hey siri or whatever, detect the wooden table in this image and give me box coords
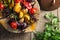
[0,1,60,40]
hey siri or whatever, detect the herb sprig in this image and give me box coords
[33,13,60,40]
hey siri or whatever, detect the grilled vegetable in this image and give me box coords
[19,18,24,22]
[10,21,18,29]
[19,11,24,18]
[17,22,27,30]
[9,0,14,9]
[14,0,20,3]
[29,8,37,15]
[24,15,30,21]
[23,2,32,9]
[22,8,28,14]
[14,3,21,13]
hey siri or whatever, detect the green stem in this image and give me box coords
[15,16,17,21]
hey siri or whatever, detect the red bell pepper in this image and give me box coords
[14,0,24,3]
[23,2,32,9]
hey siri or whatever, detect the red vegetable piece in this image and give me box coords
[10,21,18,29]
[14,0,20,3]
[0,2,4,10]
[29,8,37,15]
[23,2,32,9]
[20,0,24,2]
[14,0,23,3]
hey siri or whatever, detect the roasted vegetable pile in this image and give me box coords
[0,0,37,31]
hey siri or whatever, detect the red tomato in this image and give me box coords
[29,8,37,15]
[0,3,4,10]
[23,2,32,9]
[10,21,17,29]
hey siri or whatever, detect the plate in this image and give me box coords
[0,0,40,33]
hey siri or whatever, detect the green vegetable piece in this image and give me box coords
[52,18,58,25]
[33,13,60,40]
[44,13,54,20]
[44,32,51,37]
[8,0,12,4]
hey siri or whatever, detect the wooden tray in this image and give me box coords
[0,0,40,33]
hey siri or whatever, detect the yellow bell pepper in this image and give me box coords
[22,9,28,14]
[24,15,30,21]
[19,11,24,18]
[14,3,21,13]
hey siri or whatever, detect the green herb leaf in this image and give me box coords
[33,13,60,40]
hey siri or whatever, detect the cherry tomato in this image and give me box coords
[23,2,32,9]
[10,21,17,29]
[29,8,37,15]
[0,3,4,10]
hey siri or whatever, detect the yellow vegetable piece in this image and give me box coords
[30,23,36,31]
[19,11,24,18]
[25,23,36,32]
[22,9,28,14]
[9,0,14,9]
[14,3,21,13]
[19,18,24,22]
[24,15,30,21]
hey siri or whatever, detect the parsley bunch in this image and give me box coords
[33,13,60,40]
